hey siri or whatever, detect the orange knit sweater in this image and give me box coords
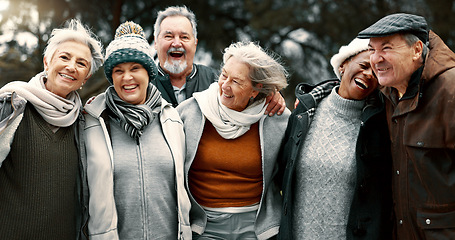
[189,120,263,208]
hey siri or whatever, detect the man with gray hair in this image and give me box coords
[358,13,455,239]
[152,5,285,115]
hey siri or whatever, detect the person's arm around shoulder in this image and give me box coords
[265,90,286,116]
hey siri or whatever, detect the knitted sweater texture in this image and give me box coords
[293,88,364,239]
[0,104,78,239]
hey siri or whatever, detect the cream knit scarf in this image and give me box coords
[0,71,81,127]
[193,82,266,139]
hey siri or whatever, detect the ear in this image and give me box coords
[43,57,49,71]
[338,63,346,78]
[412,40,424,61]
[84,74,92,82]
[195,38,198,46]
[252,83,263,98]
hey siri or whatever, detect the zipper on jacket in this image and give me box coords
[136,139,149,238]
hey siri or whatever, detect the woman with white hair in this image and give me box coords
[278,38,393,239]
[0,19,103,239]
[177,41,290,239]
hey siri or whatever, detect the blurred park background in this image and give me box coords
[0,0,453,109]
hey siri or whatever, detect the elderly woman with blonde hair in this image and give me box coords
[0,19,103,239]
[177,41,290,240]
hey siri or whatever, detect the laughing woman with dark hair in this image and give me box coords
[279,38,393,240]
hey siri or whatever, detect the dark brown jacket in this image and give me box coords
[382,31,455,239]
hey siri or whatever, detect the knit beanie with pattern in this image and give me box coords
[104,21,157,84]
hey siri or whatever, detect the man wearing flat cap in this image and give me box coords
[358,13,455,239]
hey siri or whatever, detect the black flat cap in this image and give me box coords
[357,13,428,43]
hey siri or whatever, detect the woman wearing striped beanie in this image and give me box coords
[83,21,191,240]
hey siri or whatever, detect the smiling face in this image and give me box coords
[43,40,92,98]
[218,57,259,112]
[154,15,197,77]
[368,34,423,94]
[338,51,378,100]
[112,62,149,105]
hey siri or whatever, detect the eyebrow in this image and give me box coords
[369,39,393,48]
[163,30,190,35]
[60,51,90,63]
[221,68,248,82]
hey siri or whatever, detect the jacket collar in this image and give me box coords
[361,89,386,122]
[422,31,455,82]
[382,31,455,117]
[383,66,423,117]
[295,79,340,118]
[84,93,107,118]
[297,79,384,123]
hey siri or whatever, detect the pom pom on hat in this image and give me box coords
[330,38,370,79]
[104,21,157,84]
[114,21,146,39]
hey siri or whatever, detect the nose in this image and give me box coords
[171,37,183,47]
[65,60,77,72]
[123,71,133,80]
[370,51,383,65]
[220,78,231,91]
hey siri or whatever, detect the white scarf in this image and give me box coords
[0,71,82,127]
[193,82,266,139]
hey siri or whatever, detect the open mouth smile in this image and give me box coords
[168,47,186,58]
[354,78,369,90]
[60,73,76,80]
[170,51,184,58]
[222,93,233,98]
[376,67,390,72]
[123,85,138,91]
